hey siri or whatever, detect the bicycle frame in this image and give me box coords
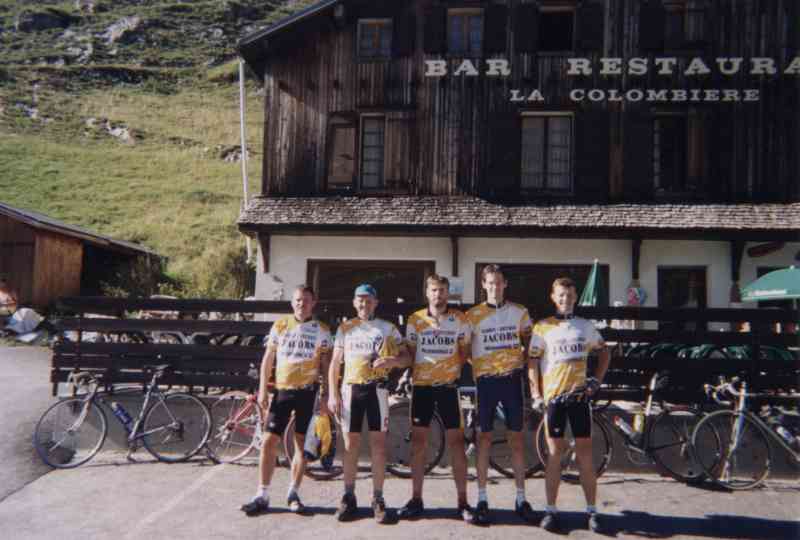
[726,383,800,465]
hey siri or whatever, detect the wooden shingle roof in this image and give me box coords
[238,196,800,239]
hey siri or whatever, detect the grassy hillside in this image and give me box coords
[0,0,314,299]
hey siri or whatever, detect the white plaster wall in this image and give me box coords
[457,238,632,304]
[257,235,453,300]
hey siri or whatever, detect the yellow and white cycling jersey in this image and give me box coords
[335,318,403,384]
[406,308,470,386]
[529,316,605,402]
[466,302,532,378]
[266,316,332,390]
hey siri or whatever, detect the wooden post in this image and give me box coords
[631,238,642,280]
[258,234,270,274]
[451,236,459,276]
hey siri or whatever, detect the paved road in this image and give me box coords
[0,346,52,502]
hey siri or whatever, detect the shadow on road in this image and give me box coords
[606,510,800,539]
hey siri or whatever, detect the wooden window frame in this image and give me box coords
[447,8,484,57]
[307,259,437,303]
[357,18,393,60]
[538,5,576,54]
[519,111,575,194]
[359,113,387,191]
[653,110,706,198]
[663,0,707,51]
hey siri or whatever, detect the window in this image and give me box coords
[308,260,436,303]
[358,19,392,58]
[664,0,706,49]
[653,112,705,195]
[474,263,609,319]
[326,116,357,191]
[520,114,573,192]
[360,116,385,189]
[657,267,707,332]
[539,8,575,52]
[448,9,483,56]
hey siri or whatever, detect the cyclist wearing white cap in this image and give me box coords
[328,283,410,524]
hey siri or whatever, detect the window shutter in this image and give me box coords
[575,110,610,203]
[639,1,665,52]
[578,3,605,51]
[514,3,539,54]
[384,112,415,190]
[623,110,654,201]
[423,7,447,54]
[484,5,508,54]
[486,111,520,198]
[393,14,416,57]
[709,110,732,202]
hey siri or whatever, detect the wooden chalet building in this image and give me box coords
[237,0,799,320]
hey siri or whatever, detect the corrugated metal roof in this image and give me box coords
[0,201,161,257]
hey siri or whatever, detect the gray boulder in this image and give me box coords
[102,16,142,45]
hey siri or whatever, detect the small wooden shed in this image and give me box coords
[0,202,160,309]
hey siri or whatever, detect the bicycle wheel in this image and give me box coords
[386,402,445,478]
[691,410,771,490]
[207,392,261,464]
[647,408,716,483]
[536,414,612,483]
[33,398,107,469]
[142,393,212,462]
[489,407,545,478]
[283,414,344,480]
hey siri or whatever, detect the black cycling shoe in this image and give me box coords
[240,496,269,516]
[515,500,537,524]
[335,493,357,522]
[456,503,474,523]
[588,512,602,533]
[470,500,491,526]
[541,512,560,532]
[398,498,424,520]
[287,493,308,515]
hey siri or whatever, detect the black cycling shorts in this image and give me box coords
[545,399,592,439]
[341,383,389,433]
[476,371,524,433]
[411,385,462,430]
[266,386,317,436]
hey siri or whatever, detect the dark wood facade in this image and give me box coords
[248,0,799,205]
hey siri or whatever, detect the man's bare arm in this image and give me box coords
[258,347,277,407]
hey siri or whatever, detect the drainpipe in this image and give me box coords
[239,59,253,263]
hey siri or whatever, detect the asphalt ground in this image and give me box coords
[1,346,798,539]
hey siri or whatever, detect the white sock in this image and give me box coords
[515,488,526,506]
[256,485,269,501]
[586,505,597,514]
[545,505,558,514]
[477,488,488,504]
[287,483,298,499]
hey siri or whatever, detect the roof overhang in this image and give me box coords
[237,196,800,242]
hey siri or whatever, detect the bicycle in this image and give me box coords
[536,373,714,484]
[33,365,212,468]
[385,377,546,479]
[691,377,800,490]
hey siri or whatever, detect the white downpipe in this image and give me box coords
[239,59,252,262]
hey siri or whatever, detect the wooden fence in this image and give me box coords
[53,297,799,404]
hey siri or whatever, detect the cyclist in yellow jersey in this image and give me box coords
[398,274,474,522]
[328,284,410,524]
[466,264,537,525]
[529,277,610,533]
[241,285,332,517]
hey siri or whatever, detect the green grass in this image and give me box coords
[0,0,322,298]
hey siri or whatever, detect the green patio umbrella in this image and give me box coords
[741,266,800,303]
[579,259,604,307]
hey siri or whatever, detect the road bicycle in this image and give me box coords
[33,365,212,468]
[535,373,714,484]
[385,377,546,479]
[691,377,800,490]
